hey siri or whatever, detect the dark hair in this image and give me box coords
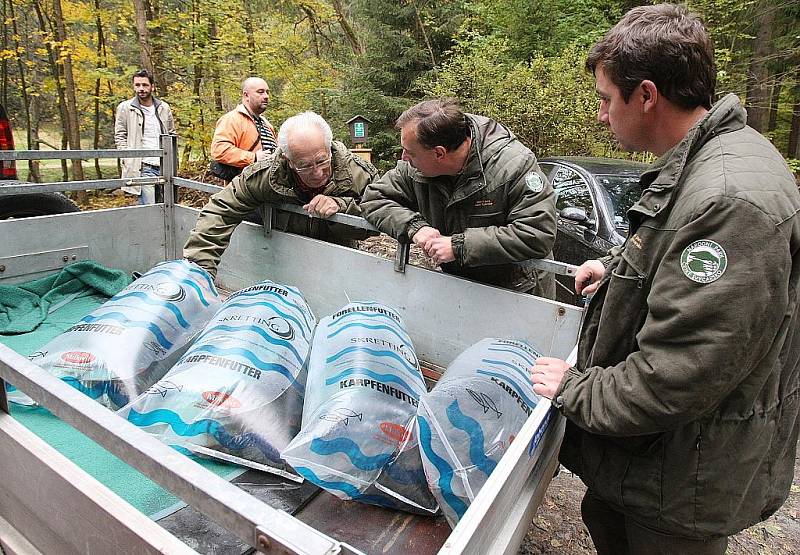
[132,69,155,85]
[396,98,470,151]
[586,3,715,110]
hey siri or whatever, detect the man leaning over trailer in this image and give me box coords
[184,111,378,276]
[360,98,557,298]
[531,4,800,554]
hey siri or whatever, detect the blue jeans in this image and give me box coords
[139,164,160,205]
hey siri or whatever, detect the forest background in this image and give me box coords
[1,0,798,182]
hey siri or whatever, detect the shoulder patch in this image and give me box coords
[525,172,544,193]
[680,240,727,283]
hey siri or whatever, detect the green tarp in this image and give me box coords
[1,261,243,518]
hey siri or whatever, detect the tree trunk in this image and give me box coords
[33,0,69,180]
[9,0,34,178]
[209,19,223,111]
[29,93,42,181]
[52,0,86,199]
[240,0,256,75]
[767,73,783,133]
[745,2,776,133]
[330,0,364,55]
[93,0,107,179]
[131,0,166,91]
[2,0,8,108]
[132,0,153,72]
[788,69,800,159]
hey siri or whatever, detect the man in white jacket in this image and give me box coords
[114,69,176,204]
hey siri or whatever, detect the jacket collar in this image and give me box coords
[412,114,516,203]
[267,140,353,198]
[235,103,266,124]
[130,95,162,111]
[630,94,746,220]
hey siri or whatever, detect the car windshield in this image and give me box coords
[596,174,642,232]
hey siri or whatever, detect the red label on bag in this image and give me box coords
[201,391,241,409]
[61,351,95,364]
[379,422,412,444]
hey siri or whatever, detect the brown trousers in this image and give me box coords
[581,490,729,555]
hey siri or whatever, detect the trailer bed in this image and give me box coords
[1,195,579,554]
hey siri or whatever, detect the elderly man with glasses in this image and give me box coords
[185,111,378,277]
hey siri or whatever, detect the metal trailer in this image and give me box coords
[0,138,582,555]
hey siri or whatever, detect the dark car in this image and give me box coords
[0,103,79,218]
[539,156,647,303]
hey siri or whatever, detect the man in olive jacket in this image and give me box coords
[360,99,556,297]
[532,5,800,554]
[185,111,377,276]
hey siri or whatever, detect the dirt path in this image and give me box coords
[521,452,799,554]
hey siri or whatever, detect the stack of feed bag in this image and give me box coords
[282,302,438,514]
[122,280,315,476]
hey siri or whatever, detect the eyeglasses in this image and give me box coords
[292,157,332,175]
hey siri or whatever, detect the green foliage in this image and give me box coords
[425,36,611,156]
[1,0,798,170]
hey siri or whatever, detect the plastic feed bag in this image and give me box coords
[122,281,315,475]
[16,260,220,409]
[281,302,437,514]
[417,338,544,526]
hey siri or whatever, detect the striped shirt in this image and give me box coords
[253,116,277,155]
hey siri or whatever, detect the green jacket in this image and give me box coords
[360,114,556,297]
[184,140,378,275]
[555,95,800,538]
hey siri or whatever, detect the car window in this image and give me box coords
[551,166,595,219]
[596,174,641,232]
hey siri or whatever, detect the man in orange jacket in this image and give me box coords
[210,77,277,181]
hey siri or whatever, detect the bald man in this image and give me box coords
[210,77,278,182]
[185,111,378,276]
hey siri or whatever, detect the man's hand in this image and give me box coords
[575,259,607,296]
[530,357,570,399]
[411,225,441,247]
[255,150,267,162]
[423,236,455,265]
[303,195,340,218]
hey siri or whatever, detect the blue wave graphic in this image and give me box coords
[127,408,282,462]
[182,345,300,391]
[220,300,312,338]
[324,367,422,395]
[476,369,538,409]
[326,322,411,346]
[187,266,218,296]
[195,324,305,366]
[61,376,106,399]
[326,346,418,375]
[418,415,468,519]
[80,313,173,349]
[481,358,530,381]
[487,346,537,367]
[310,437,391,471]
[293,466,391,506]
[143,269,213,307]
[228,290,313,331]
[110,292,190,328]
[446,400,497,477]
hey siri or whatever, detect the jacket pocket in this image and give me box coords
[590,249,650,366]
[466,211,504,228]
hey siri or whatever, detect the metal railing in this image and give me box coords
[0,138,578,277]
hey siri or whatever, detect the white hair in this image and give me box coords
[278,111,333,161]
